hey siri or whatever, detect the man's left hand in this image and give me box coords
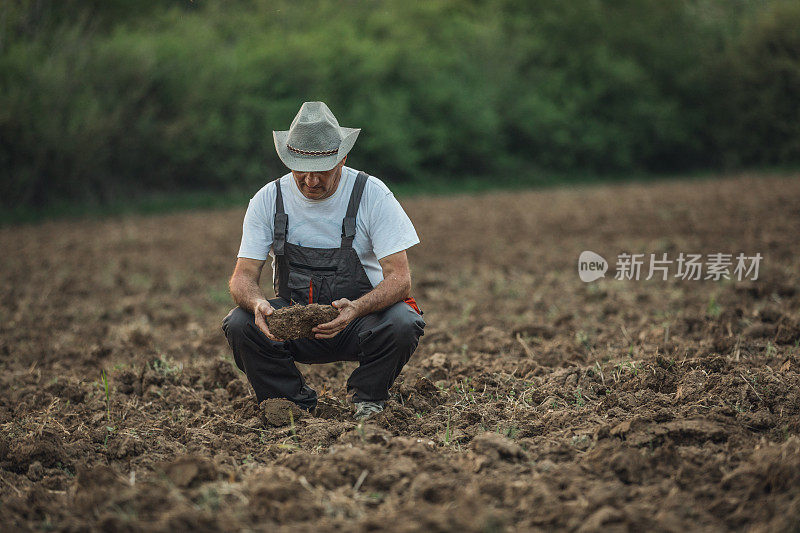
[313,298,361,339]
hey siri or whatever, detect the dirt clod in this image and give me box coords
[470,432,527,463]
[267,304,339,340]
[26,461,44,481]
[163,456,217,488]
[260,398,305,427]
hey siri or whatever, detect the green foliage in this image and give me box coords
[707,295,722,318]
[150,354,182,378]
[705,1,800,167]
[1,0,798,213]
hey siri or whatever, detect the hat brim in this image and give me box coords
[273,127,360,172]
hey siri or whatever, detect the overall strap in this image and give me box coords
[341,171,369,248]
[273,178,288,256]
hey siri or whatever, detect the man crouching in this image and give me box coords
[222,101,425,421]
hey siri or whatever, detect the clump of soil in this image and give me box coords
[470,432,527,464]
[267,304,338,339]
[260,398,306,427]
[162,456,218,488]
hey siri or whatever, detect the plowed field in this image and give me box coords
[2,174,800,531]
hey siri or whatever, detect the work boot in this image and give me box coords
[354,400,385,421]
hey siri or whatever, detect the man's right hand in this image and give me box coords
[253,299,282,341]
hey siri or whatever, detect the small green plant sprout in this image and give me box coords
[443,409,452,445]
[454,378,476,404]
[460,343,469,360]
[594,361,606,385]
[101,369,115,446]
[573,388,585,407]
[288,408,298,443]
[150,354,183,378]
[455,301,475,327]
[571,434,590,447]
[575,330,592,351]
[196,487,222,512]
[101,369,111,421]
[356,420,367,443]
[766,342,777,358]
[707,295,721,318]
[613,361,639,382]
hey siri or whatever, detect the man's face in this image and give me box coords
[291,157,347,200]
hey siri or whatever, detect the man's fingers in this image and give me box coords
[254,312,270,336]
[315,326,343,339]
[313,315,348,338]
[331,298,350,309]
[313,318,341,333]
[254,311,281,341]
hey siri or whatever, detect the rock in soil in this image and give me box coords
[267,304,339,340]
[261,398,305,427]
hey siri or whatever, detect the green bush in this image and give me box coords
[705,1,800,167]
[0,0,797,212]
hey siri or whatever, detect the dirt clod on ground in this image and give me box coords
[261,398,306,427]
[267,303,338,339]
[162,456,217,488]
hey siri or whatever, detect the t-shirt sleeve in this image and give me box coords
[367,191,420,260]
[237,192,273,260]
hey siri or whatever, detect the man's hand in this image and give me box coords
[229,258,284,341]
[312,250,413,339]
[312,298,361,339]
[253,299,282,341]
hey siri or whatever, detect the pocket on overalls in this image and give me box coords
[287,262,336,304]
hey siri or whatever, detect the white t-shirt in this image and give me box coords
[237,166,420,288]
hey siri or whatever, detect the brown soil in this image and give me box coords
[2,173,800,531]
[267,303,339,340]
[261,398,306,426]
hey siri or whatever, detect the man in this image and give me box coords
[222,101,425,421]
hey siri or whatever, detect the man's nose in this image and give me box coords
[305,175,320,187]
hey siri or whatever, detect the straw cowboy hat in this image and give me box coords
[273,101,361,172]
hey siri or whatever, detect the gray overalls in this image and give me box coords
[222,172,426,411]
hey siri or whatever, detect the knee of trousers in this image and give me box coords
[361,305,425,359]
[222,306,288,353]
[396,312,426,353]
[222,307,255,343]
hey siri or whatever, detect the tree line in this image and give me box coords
[1,0,798,211]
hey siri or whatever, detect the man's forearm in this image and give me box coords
[229,275,267,313]
[352,273,410,317]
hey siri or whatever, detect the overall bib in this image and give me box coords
[222,172,425,410]
[272,171,374,305]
